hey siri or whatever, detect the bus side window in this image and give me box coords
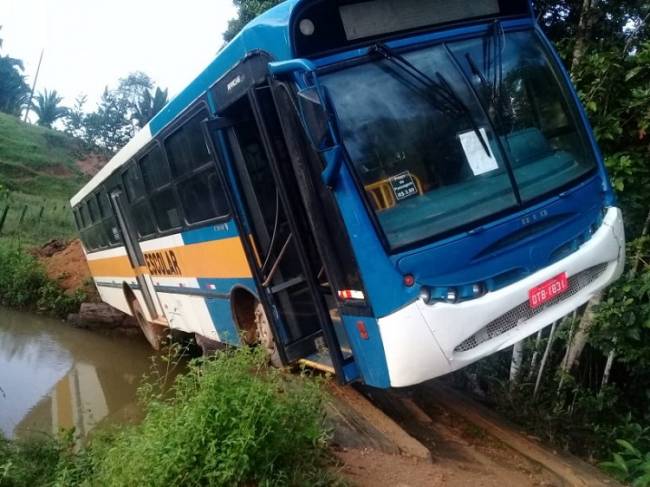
[122,162,155,238]
[73,208,82,231]
[79,203,90,229]
[164,109,229,226]
[123,164,146,203]
[140,145,182,232]
[177,169,229,224]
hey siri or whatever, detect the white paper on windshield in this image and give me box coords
[458,128,498,176]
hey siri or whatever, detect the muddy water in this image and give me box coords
[0,307,153,440]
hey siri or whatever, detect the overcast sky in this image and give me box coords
[0,0,237,111]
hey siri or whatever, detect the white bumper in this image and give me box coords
[378,207,625,388]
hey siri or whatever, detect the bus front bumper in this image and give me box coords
[377,207,625,388]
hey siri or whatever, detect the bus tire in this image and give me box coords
[254,300,282,367]
[131,298,165,351]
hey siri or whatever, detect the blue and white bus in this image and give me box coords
[71,0,625,389]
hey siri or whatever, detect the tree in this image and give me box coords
[83,87,134,154]
[223,0,283,42]
[31,88,66,128]
[0,26,29,116]
[133,86,169,128]
[62,72,169,154]
[63,94,88,140]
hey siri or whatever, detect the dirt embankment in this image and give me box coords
[36,239,98,301]
[75,153,109,177]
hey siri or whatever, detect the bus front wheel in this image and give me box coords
[131,299,165,351]
[254,301,282,367]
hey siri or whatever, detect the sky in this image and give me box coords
[0,0,237,111]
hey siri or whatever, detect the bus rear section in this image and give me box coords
[276,0,625,387]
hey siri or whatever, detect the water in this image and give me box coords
[0,307,153,440]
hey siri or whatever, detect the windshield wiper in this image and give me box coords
[465,20,508,133]
[370,42,491,156]
[466,20,505,108]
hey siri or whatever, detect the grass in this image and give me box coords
[0,348,340,487]
[0,113,87,199]
[0,191,77,245]
[0,112,92,245]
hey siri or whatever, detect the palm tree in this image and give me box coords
[0,55,29,116]
[0,27,31,116]
[31,89,66,128]
[133,87,169,128]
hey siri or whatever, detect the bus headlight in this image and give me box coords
[446,288,458,303]
[419,286,431,304]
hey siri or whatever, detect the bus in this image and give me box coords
[70,0,625,389]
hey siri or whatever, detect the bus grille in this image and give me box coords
[454,263,608,353]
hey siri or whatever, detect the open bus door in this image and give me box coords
[202,59,358,383]
[109,188,164,337]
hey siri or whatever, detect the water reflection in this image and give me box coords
[0,307,152,439]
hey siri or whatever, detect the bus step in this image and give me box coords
[299,352,336,374]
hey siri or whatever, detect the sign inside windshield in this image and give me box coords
[390,171,418,201]
[459,128,499,176]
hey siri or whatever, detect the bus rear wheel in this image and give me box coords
[254,301,282,367]
[132,299,165,351]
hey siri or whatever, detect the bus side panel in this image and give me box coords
[86,245,138,316]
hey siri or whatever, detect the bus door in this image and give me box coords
[204,79,357,383]
[109,188,162,321]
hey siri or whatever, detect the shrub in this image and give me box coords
[601,440,650,487]
[0,242,85,317]
[0,434,65,487]
[55,348,334,487]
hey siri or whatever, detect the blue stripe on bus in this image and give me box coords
[205,297,241,346]
[197,277,256,296]
[181,221,240,245]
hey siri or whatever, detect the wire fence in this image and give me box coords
[0,191,76,245]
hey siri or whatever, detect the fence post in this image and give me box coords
[0,206,9,234]
[18,205,28,225]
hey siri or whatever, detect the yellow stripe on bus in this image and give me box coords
[88,255,136,278]
[88,237,252,280]
[174,237,252,278]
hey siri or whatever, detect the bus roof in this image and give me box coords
[71,0,300,207]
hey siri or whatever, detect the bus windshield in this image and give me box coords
[321,30,597,250]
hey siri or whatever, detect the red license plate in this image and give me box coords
[528,273,569,309]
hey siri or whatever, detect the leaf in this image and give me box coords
[587,100,598,112]
[625,66,643,82]
[617,439,642,457]
[614,453,630,473]
[632,473,650,487]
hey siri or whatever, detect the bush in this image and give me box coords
[54,348,334,487]
[601,440,650,487]
[0,242,85,317]
[0,434,66,487]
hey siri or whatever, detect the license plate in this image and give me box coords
[528,273,569,309]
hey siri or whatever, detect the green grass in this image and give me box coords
[0,113,88,198]
[0,112,92,245]
[0,192,77,245]
[1,349,340,487]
